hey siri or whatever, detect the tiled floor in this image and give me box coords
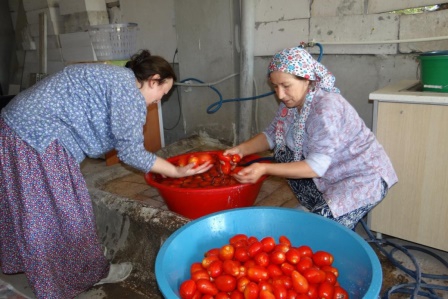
[1,151,448,298]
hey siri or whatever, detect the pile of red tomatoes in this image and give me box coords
[154,151,246,189]
[179,234,349,299]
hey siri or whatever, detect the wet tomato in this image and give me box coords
[333,285,349,299]
[214,274,237,292]
[247,265,269,282]
[253,251,270,267]
[191,269,209,281]
[196,279,218,295]
[318,281,335,299]
[269,250,286,265]
[179,279,196,299]
[312,251,334,267]
[291,270,309,294]
[296,256,313,274]
[297,245,313,258]
[303,268,326,284]
[229,234,248,245]
[207,260,223,278]
[219,244,235,260]
[285,248,301,264]
[243,281,259,299]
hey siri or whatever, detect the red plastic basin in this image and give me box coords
[144,151,270,219]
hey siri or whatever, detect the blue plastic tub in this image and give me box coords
[155,207,382,298]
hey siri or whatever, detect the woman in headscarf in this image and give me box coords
[224,46,397,229]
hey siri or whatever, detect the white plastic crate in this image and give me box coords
[88,23,138,61]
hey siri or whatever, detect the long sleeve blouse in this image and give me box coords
[1,63,156,173]
[263,89,398,217]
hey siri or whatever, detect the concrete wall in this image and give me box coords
[3,0,448,145]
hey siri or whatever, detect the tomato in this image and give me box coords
[222,259,241,277]
[219,244,235,260]
[188,155,200,167]
[273,284,288,299]
[269,250,286,265]
[221,162,231,175]
[271,275,292,290]
[317,281,334,299]
[179,279,196,299]
[216,292,231,299]
[197,152,215,164]
[324,270,337,285]
[275,243,290,253]
[320,265,339,278]
[260,236,276,253]
[234,247,250,262]
[229,234,248,245]
[296,256,313,274]
[253,251,270,267]
[190,262,204,274]
[202,255,219,268]
[191,269,210,281]
[291,270,309,294]
[237,276,250,293]
[280,262,295,276]
[243,281,259,299]
[231,166,244,175]
[303,268,326,284]
[196,278,218,295]
[312,251,334,267]
[231,154,242,163]
[306,283,318,299]
[217,152,232,163]
[247,241,263,257]
[215,274,237,292]
[177,155,189,167]
[230,290,244,299]
[296,245,313,258]
[266,264,283,278]
[205,248,220,257]
[259,289,276,299]
[287,289,300,299]
[285,248,301,264]
[258,281,274,293]
[279,235,292,247]
[207,260,223,278]
[247,236,259,245]
[247,265,269,282]
[333,286,349,299]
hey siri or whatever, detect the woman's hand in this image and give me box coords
[174,161,213,178]
[231,162,266,184]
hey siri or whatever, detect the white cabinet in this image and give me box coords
[368,80,448,252]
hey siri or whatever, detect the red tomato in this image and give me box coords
[260,236,276,253]
[291,270,309,294]
[231,154,242,163]
[179,279,197,299]
[247,241,263,257]
[273,284,288,299]
[296,256,313,274]
[221,162,231,175]
[243,282,259,299]
[324,270,337,285]
[259,289,276,299]
[196,279,218,295]
[287,289,300,299]
[333,286,349,299]
[207,260,223,278]
[230,290,244,299]
[222,260,240,277]
[229,234,248,245]
[317,281,334,299]
[205,248,220,257]
[197,152,214,165]
[177,155,189,167]
[215,274,237,292]
[219,244,235,260]
[312,251,334,267]
[320,265,339,278]
[280,262,295,276]
[217,151,232,162]
[279,235,292,247]
[253,251,270,267]
[275,243,290,253]
[258,281,274,293]
[190,262,204,274]
[266,264,283,278]
[306,283,318,299]
[188,155,200,167]
[296,245,313,258]
[269,250,286,265]
[191,269,210,282]
[272,275,292,290]
[303,268,326,284]
[216,292,231,299]
[285,248,301,264]
[234,247,250,262]
[237,276,250,293]
[247,236,259,245]
[202,255,219,268]
[247,265,269,282]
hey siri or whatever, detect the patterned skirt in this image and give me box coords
[0,118,109,299]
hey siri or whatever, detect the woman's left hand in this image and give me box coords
[231,162,266,184]
[176,161,213,178]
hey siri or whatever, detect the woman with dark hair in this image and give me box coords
[225,46,397,230]
[0,50,211,298]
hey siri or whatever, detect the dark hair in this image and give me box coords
[125,49,177,86]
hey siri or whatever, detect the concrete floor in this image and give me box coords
[1,135,447,298]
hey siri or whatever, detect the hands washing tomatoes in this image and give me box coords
[178,234,349,299]
[154,151,247,188]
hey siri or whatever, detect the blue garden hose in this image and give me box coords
[359,219,448,298]
[179,42,324,114]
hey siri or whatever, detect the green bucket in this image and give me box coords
[418,50,448,92]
